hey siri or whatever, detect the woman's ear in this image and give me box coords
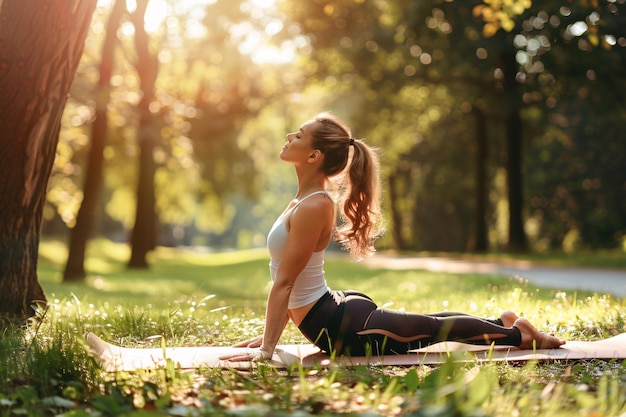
[309,150,322,162]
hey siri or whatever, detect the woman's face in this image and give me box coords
[280,120,316,164]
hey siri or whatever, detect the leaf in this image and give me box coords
[404,368,419,392]
[482,7,495,21]
[154,392,172,410]
[461,367,494,410]
[382,378,399,399]
[483,23,499,37]
[42,396,77,408]
[0,399,16,407]
[473,5,486,17]
[501,17,515,32]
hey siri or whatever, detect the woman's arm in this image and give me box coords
[257,298,290,358]
[223,196,332,362]
[259,198,331,357]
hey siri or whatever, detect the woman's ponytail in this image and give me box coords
[334,139,384,260]
[311,113,384,260]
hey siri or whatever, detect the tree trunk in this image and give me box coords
[0,0,97,319]
[505,105,528,252]
[63,0,126,282]
[501,48,528,252]
[387,173,408,250]
[468,106,489,252]
[127,0,160,269]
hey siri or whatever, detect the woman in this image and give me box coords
[224,113,565,361]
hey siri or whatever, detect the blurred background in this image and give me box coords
[46,0,626,281]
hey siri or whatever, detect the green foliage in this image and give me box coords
[282,0,626,253]
[47,0,291,245]
[0,319,100,416]
[44,0,626,255]
[474,0,532,36]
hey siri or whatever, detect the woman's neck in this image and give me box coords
[294,169,326,200]
[295,185,326,199]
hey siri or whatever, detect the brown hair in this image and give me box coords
[310,113,383,260]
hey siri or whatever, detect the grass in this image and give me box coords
[1,239,625,416]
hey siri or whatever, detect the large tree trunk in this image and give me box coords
[127,0,160,269]
[64,0,126,282]
[0,0,97,319]
[505,105,528,252]
[468,106,489,252]
[501,48,528,252]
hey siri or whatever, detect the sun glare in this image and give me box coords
[249,0,275,8]
[142,0,168,33]
[97,0,295,65]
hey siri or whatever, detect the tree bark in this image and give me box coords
[468,106,489,252]
[63,0,126,282]
[0,0,97,319]
[387,173,408,251]
[501,48,529,252]
[127,0,160,268]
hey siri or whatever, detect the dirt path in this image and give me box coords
[363,254,626,298]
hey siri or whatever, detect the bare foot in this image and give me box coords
[514,318,566,349]
[500,311,519,328]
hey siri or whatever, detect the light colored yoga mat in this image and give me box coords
[86,332,626,372]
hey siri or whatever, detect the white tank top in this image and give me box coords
[266,191,331,309]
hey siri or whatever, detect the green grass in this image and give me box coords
[1,239,624,416]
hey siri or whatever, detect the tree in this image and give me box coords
[404,1,531,252]
[127,0,160,268]
[468,107,489,252]
[284,0,492,251]
[286,0,626,252]
[63,0,126,281]
[0,0,97,319]
[517,0,626,250]
[46,0,283,265]
[498,33,529,252]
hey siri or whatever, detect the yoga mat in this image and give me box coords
[86,332,626,372]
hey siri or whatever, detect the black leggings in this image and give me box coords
[298,290,522,356]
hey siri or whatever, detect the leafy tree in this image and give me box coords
[127,0,160,268]
[518,0,626,250]
[283,0,496,251]
[397,1,535,252]
[63,0,127,281]
[138,0,283,248]
[285,0,625,252]
[49,0,289,264]
[0,0,97,319]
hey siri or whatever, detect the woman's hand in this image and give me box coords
[218,335,271,362]
[232,335,263,348]
[219,348,272,363]
[219,343,274,362]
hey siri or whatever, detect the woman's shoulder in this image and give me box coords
[288,193,334,239]
[293,192,333,217]
[298,191,333,206]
